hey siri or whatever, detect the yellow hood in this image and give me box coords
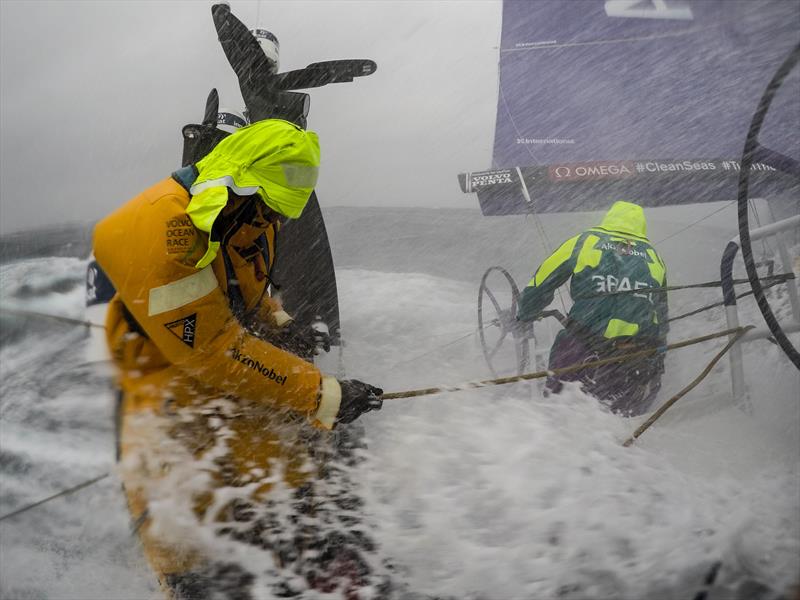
[186,119,320,268]
[597,201,648,239]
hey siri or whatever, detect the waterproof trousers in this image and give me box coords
[546,328,663,417]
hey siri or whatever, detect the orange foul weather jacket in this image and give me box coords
[93,119,338,582]
[93,172,340,430]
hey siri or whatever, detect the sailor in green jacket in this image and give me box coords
[516,201,668,416]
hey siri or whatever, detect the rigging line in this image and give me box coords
[0,307,104,329]
[526,216,568,312]
[383,306,541,373]
[750,198,763,229]
[382,325,750,400]
[389,275,782,372]
[751,199,775,261]
[0,473,109,523]
[383,317,511,372]
[498,79,567,313]
[652,200,735,245]
[623,327,752,447]
[525,211,567,312]
[667,277,785,324]
[748,199,768,258]
[382,328,480,371]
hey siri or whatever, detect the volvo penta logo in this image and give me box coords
[470,170,513,189]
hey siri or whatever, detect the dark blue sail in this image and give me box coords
[460,0,800,215]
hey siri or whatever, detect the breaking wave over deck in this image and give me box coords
[1,211,798,599]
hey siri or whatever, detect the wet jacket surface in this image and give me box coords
[93,123,342,587]
[518,202,668,343]
[94,172,326,417]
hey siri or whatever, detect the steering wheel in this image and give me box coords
[737,42,800,370]
[477,266,531,377]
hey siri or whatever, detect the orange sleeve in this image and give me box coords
[93,180,323,417]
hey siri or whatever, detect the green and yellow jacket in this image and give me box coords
[517,201,668,343]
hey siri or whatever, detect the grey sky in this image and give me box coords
[0,0,501,234]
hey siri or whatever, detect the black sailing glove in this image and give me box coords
[336,379,384,425]
[498,309,532,338]
[268,320,330,360]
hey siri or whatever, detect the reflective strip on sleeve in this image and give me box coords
[189,176,259,197]
[314,376,341,430]
[273,310,293,327]
[531,235,581,287]
[148,266,218,316]
[646,248,666,284]
[574,235,602,273]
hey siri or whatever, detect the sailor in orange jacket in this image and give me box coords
[93,119,383,587]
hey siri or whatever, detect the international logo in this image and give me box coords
[165,313,197,348]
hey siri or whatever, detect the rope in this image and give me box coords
[622,326,752,446]
[667,277,786,324]
[7,270,787,352]
[383,325,749,400]
[385,328,480,369]
[653,201,736,245]
[497,77,567,313]
[0,327,749,521]
[389,272,790,373]
[386,272,782,375]
[526,213,568,313]
[0,473,109,523]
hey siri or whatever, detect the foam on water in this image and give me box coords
[335,269,800,599]
[0,258,798,599]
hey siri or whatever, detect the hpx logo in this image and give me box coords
[230,347,287,385]
[165,313,197,348]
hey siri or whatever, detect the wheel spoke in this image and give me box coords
[478,266,524,377]
[483,288,503,317]
[487,332,507,359]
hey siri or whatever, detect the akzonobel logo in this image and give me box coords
[230,347,288,385]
